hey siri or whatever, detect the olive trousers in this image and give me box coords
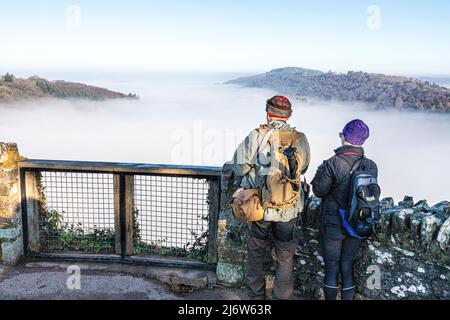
[246,218,297,300]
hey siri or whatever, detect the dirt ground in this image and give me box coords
[0,262,248,300]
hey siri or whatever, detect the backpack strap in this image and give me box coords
[256,125,274,169]
[339,155,364,184]
[330,155,364,207]
[256,124,272,148]
[338,152,360,168]
[257,124,270,135]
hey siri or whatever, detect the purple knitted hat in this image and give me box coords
[342,119,370,145]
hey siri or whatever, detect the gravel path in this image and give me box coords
[0,264,247,300]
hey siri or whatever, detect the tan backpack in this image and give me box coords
[230,124,304,222]
[257,125,304,210]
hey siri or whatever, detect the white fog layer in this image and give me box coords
[0,73,449,204]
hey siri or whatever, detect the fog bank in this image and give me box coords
[0,73,449,204]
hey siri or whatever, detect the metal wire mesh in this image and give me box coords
[39,171,115,254]
[35,170,213,262]
[133,175,210,261]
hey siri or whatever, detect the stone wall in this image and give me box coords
[0,142,25,265]
[216,165,450,300]
[297,196,450,300]
[215,165,248,287]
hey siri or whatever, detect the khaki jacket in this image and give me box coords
[231,120,311,222]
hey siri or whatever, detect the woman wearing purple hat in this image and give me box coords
[311,119,378,300]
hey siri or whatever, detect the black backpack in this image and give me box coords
[338,156,381,239]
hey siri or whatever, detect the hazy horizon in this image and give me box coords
[4,68,450,86]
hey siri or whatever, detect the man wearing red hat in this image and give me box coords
[231,95,311,300]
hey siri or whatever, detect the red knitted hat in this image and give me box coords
[266,95,292,118]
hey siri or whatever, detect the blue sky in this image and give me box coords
[0,0,449,75]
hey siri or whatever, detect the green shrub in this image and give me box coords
[3,73,14,82]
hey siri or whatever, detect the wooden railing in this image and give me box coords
[19,159,222,270]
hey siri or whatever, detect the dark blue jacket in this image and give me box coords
[311,145,378,227]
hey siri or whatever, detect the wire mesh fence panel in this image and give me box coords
[39,171,115,254]
[133,175,210,262]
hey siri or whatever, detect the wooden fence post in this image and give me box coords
[207,178,220,264]
[114,174,134,257]
[24,171,40,253]
[124,175,134,256]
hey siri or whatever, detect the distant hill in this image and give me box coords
[226,67,450,112]
[0,73,138,103]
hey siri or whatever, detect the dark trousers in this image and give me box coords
[246,219,297,300]
[320,225,361,300]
